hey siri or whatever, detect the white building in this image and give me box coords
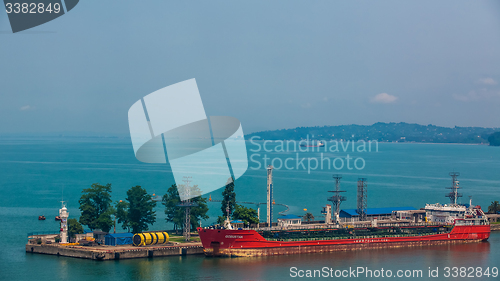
[278,214,302,228]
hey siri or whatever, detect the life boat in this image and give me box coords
[55,216,61,221]
[38,215,46,220]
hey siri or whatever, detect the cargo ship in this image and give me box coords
[197,174,490,257]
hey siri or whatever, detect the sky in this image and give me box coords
[1,0,500,135]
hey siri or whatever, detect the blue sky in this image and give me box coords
[1,0,499,135]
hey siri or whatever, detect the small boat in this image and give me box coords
[300,141,325,147]
[55,216,61,221]
[38,215,46,220]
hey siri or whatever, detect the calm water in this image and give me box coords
[0,137,499,280]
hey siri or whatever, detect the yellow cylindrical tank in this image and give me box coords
[133,232,169,246]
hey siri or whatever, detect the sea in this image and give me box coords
[0,136,499,280]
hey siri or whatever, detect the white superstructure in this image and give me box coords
[425,203,487,225]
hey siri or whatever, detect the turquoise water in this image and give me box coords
[0,137,499,280]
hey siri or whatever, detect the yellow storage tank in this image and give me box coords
[133,232,169,246]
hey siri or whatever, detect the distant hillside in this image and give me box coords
[245,122,499,144]
[489,132,500,146]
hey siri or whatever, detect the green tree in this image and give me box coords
[304,212,315,222]
[190,197,209,229]
[232,204,259,225]
[115,200,130,231]
[216,215,227,225]
[126,185,156,233]
[163,184,184,230]
[68,218,84,239]
[78,183,114,232]
[162,184,209,231]
[488,132,500,146]
[97,208,115,232]
[488,201,500,214]
[221,177,236,218]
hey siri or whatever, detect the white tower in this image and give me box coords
[266,165,274,227]
[59,201,69,244]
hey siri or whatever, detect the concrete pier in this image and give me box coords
[26,243,203,261]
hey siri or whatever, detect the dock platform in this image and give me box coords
[26,242,203,260]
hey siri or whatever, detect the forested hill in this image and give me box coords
[245,122,499,144]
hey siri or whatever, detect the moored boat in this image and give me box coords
[198,204,489,257]
[198,173,490,257]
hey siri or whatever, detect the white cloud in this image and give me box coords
[477,77,497,85]
[371,93,398,104]
[20,105,32,111]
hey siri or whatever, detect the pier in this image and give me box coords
[26,242,203,261]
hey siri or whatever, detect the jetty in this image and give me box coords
[26,242,203,260]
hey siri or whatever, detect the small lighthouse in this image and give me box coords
[59,201,69,244]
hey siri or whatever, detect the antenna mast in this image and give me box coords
[328,174,346,224]
[357,178,367,221]
[446,172,462,205]
[177,176,198,241]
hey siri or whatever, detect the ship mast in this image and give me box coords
[328,174,346,224]
[446,172,462,205]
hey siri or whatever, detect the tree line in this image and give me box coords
[245,122,498,144]
[69,178,259,238]
[488,201,500,214]
[215,178,259,226]
[69,183,157,236]
[488,132,500,146]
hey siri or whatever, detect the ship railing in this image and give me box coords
[257,224,345,231]
[454,219,488,226]
[253,221,457,231]
[264,231,453,242]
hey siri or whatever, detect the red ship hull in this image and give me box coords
[197,225,490,257]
